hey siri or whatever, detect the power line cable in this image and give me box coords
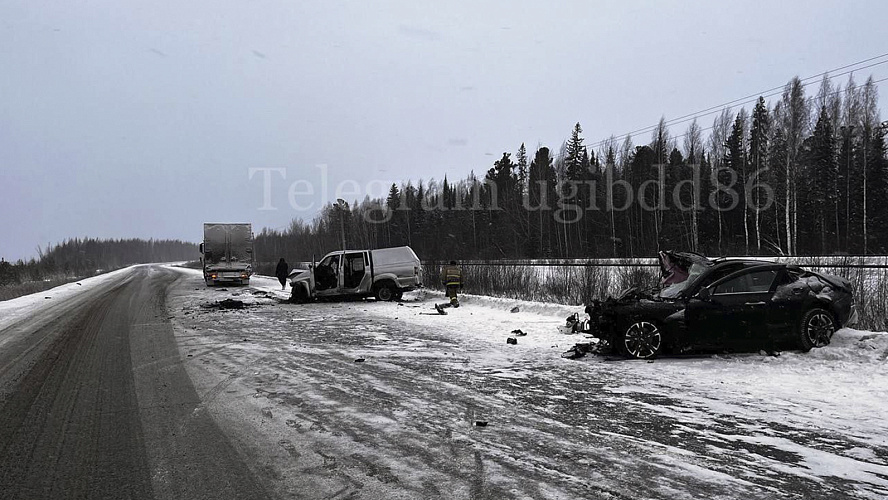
[578,60,888,154]
[542,52,888,158]
[585,67,888,155]
[618,76,888,156]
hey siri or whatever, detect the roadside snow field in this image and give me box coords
[164,268,888,499]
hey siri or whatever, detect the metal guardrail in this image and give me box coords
[423,260,888,269]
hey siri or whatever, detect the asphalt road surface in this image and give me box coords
[0,266,270,500]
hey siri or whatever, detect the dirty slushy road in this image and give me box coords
[1,264,886,499]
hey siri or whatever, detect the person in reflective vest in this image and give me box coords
[438,260,462,310]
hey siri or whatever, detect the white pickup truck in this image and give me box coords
[288,246,422,302]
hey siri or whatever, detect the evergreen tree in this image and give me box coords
[803,106,838,253]
[749,97,771,254]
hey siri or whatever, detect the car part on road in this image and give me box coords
[559,313,590,334]
[506,337,517,345]
[561,343,593,359]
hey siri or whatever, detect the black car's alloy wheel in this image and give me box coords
[800,308,835,351]
[622,321,662,359]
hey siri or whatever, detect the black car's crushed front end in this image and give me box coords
[582,289,652,337]
[581,289,684,355]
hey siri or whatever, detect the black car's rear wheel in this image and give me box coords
[621,321,662,359]
[799,308,835,351]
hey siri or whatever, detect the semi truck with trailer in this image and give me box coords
[199,223,254,286]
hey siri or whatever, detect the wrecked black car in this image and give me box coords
[583,251,858,359]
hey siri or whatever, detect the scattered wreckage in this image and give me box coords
[563,251,858,360]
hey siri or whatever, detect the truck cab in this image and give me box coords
[289,246,422,302]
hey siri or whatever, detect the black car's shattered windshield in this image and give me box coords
[659,262,709,299]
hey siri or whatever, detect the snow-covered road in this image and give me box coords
[164,266,888,499]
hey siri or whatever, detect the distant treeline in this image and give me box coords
[256,74,888,262]
[0,238,199,286]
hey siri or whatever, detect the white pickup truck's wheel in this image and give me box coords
[374,283,396,301]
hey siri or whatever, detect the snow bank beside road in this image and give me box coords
[242,276,588,358]
[0,265,135,332]
[168,269,888,499]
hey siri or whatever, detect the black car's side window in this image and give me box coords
[748,270,778,292]
[697,264,743,290]
[713,269,778,295]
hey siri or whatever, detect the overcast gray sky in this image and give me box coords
[2,0,887,261]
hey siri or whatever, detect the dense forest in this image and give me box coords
[0,238,198,286]
[256,74,888,264]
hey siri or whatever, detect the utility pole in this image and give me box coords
[335,198,348,250]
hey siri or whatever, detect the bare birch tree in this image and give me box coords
[779,77,810,255]
[683,119,704,252]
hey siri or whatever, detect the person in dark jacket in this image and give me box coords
[275,258,289,290]
[434,260,462,314]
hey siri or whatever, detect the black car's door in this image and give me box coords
[685,266,781,350]
[684,294,736,349]
[680,263,747,348]
[712,268,781,350]
[766,269,810,340]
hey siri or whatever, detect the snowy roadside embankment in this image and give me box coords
[0,265,137,333]
[168,269,888,499]
[245,277,584,352]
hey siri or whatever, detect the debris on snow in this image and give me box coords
[511,329,527,336]
[558,313,587,334]
[561,343,594,359]
[506,337,517,345]
[510,306,520,313]
[218,298,245,309]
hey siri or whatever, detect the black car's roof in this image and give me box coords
[709,258,779,267]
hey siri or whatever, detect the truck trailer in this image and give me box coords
[199,223,254,286]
